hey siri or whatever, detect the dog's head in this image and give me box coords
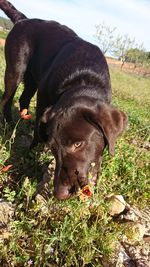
[39,98,127,200]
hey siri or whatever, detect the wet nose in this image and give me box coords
[54,185,71,200]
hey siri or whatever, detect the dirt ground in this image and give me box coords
[106,57,150,77]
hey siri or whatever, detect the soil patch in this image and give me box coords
[106,57,150,77]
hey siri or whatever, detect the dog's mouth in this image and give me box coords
[69,184,78,195]
[53,176,87,200]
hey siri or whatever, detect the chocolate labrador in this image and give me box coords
[0,0,127,200]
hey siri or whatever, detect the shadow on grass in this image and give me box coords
[0,103,54,200]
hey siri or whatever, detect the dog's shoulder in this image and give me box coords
[60,69,106,90]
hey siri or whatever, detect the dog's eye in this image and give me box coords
[74,141,82,148]
[67,141,84,153]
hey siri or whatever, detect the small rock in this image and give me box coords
[106,194,127,216]
[0,199,15,228]
[117,244,131,265]
[0,199,15,241]
[125,223,146,243]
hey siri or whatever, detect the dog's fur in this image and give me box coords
[0,0,127,200]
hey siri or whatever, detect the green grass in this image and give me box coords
[0,30,8,39]
[0,49,150,267]
[111,67,150,109]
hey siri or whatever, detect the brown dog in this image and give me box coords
[0,0,127,200]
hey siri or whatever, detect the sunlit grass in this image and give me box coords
[110,67,150,109]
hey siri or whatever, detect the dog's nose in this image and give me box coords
[54,185,70,200]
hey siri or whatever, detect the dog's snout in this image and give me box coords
[54,185,70,200]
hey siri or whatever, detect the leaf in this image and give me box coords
[20,109,32,119]
[21,114,32,120]
[1,164,13,172]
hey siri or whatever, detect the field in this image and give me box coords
[106,57,150,77]
[0,45,150,266]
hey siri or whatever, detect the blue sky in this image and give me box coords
[0,0,150,51]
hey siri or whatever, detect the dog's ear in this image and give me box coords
[86,103,128,155]
[97,104,127,155]
[40,106,55,123]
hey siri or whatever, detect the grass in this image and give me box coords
[111,67,150,109]
[0,30,8,39]
[0,47,150,267]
